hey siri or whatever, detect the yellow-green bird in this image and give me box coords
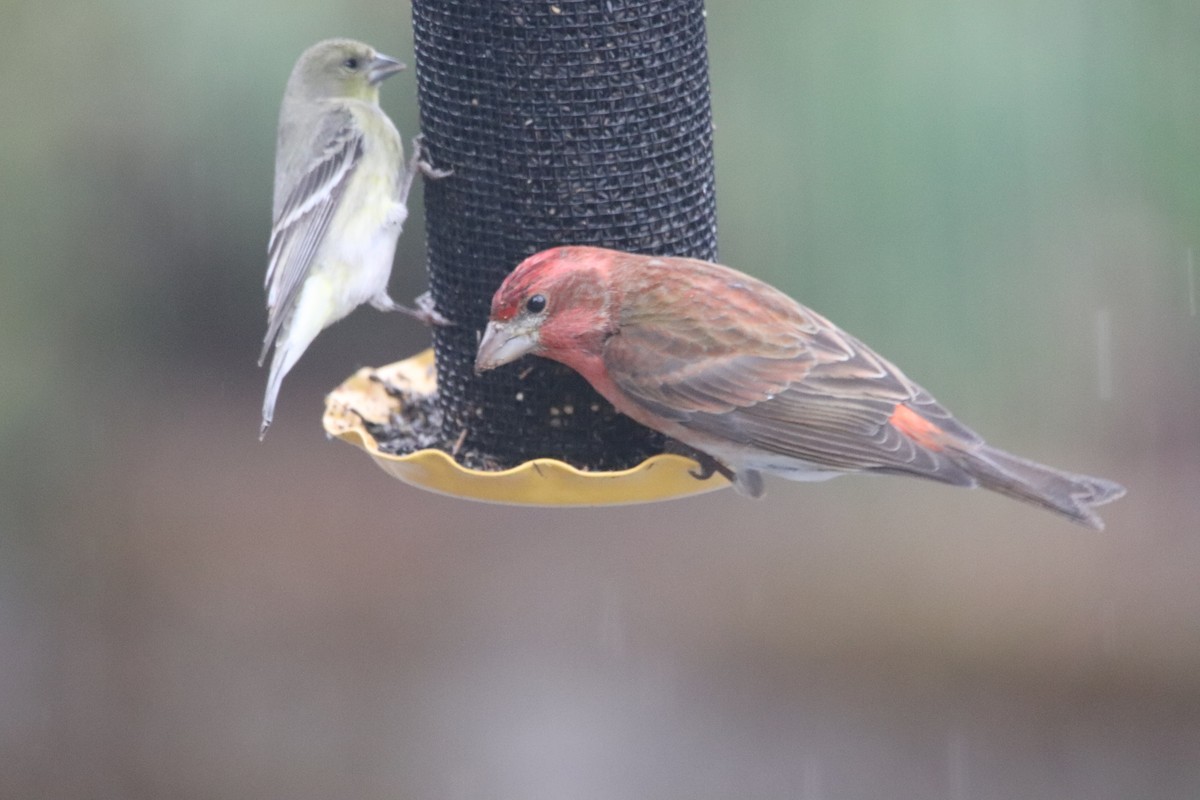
[259,39,444,438]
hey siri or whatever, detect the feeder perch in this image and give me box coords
[324,349,728,505]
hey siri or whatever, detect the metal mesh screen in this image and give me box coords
[411,0,717,470]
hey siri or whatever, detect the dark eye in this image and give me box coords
[525,294,547,314]
[343,57,360,70]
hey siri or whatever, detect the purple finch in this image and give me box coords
[475,246,1126,529]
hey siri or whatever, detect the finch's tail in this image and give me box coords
[260,335,308,440]
[260,349,287,440]
[957,446,1126,530]
[259,299,327,439]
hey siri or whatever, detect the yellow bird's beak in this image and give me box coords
[367,53,406,85]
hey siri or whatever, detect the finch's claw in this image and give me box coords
[411,133,454,179]
[687,452,736,483]
[372,292,452,327]
[414,291,452,326]
[662,440,735,483]
[419,161,454,179]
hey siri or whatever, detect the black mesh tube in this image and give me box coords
[412,0,717,470]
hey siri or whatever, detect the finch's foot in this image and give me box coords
[419,160,453,179]
[668,444,761,495]
[685,450,736,484]
[411,134,454,179]
[372,292,451,326]
[413,291,451,326]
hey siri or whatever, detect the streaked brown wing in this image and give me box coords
[605,272,982,476]
[604,256,821,414]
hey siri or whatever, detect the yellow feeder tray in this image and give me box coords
[323,348,729,506]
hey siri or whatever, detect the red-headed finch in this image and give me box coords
[475,246,1126,529]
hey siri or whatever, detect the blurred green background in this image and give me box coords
[4,0,1199,797]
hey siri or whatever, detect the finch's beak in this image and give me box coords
[367,54,406,85]
[475,320,540,373]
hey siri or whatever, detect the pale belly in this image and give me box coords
[287,198,405,338]
[703,440,848,482]
[313,187,405,309]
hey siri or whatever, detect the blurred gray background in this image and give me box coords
[4,1,1199,798]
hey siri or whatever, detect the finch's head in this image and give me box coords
[475,246,617,374]
[287,39,405,103]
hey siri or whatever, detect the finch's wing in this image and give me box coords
[605,301,982,476]
[261,109,364,362]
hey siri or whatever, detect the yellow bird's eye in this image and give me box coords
[343,57,360,70]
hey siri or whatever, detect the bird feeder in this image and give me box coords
[323,0,729,504]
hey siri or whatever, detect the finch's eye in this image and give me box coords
[343,57,361,70]
[525,294,547,314]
